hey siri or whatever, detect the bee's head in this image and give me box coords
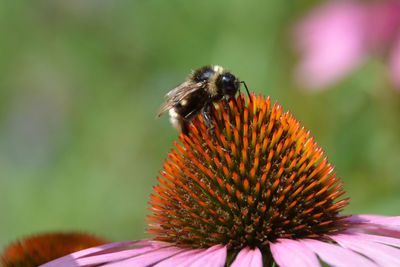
[216,72,240,96]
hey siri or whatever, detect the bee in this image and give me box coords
[157,65,250,134]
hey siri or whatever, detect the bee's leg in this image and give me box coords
[221,97,236,129]
[201,105,216,135]
[222,96,234,122]
[181,120,189,135]
[202,105,212,127]
[222,96,230,111]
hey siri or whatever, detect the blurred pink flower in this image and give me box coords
[40,215,400,266]
[294,0,400,91]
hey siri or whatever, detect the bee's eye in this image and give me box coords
[218,73,239,96]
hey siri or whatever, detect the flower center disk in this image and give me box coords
[147,94,349,251]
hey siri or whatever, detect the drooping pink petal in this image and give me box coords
[74,244,162,266]
[389,35,400,90]
[103,246,187,266]
[361,228,400,239]
[301,238,376,267]
[345,215,400,238]
[153,245,227,267]
[178,245,227,267]
[347,214,400,231]
[230,247,262,267]
[347,214,388,222]
[293,1,369,90]
[331,233,400,266]
[347,232,400,248]
[40,240,152,267]
[152,249,204,266]
[270,239,320,267]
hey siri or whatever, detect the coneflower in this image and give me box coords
[40,94,400,266]
[1,232,107,267]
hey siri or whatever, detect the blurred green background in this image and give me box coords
[1,0,399,249]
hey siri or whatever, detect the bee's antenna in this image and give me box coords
[240,81,251,98]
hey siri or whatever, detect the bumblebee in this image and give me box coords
[157,65,249,134]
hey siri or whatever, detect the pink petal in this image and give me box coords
[152,249,204,266]
[389,34,400,90]
[230,247,262,267]
[293,1,369,90]
[178,245,227,267]
[103,246,188,266]
[348,232,400,248]
[347,214,400,231]
[270,239,320,267]
[355,227,400,239]
[331,233,400,266]
[346,215,400,238]
[40,240,152,267]
[75,245,160,266]
[153,245,227,267]
[301,238,376,267]
[347,214,388,223]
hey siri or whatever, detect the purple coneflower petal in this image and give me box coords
[40,240,185,267]
[293,1,368,90]
[331,233,400,266]
[152,248,204,266]
[301,238,376,267]
[230,247,262,267]
[269,215,400,266]
[40,241,227,267]
[103,246,187,266]
[360,227,400,239]
[350,214,400,226]
[347,232,400,248]
[75,244,160,266]
[153,245,226,267]
[270,239,320,267]
[347,214,400,235]
[40,240,151,267]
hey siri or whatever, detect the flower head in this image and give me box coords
[41,94,400,266]
[1,232,107,267]
[293,0,400,91]
[147,94,348,251]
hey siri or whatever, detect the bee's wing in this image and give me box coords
[157,81,205,117]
